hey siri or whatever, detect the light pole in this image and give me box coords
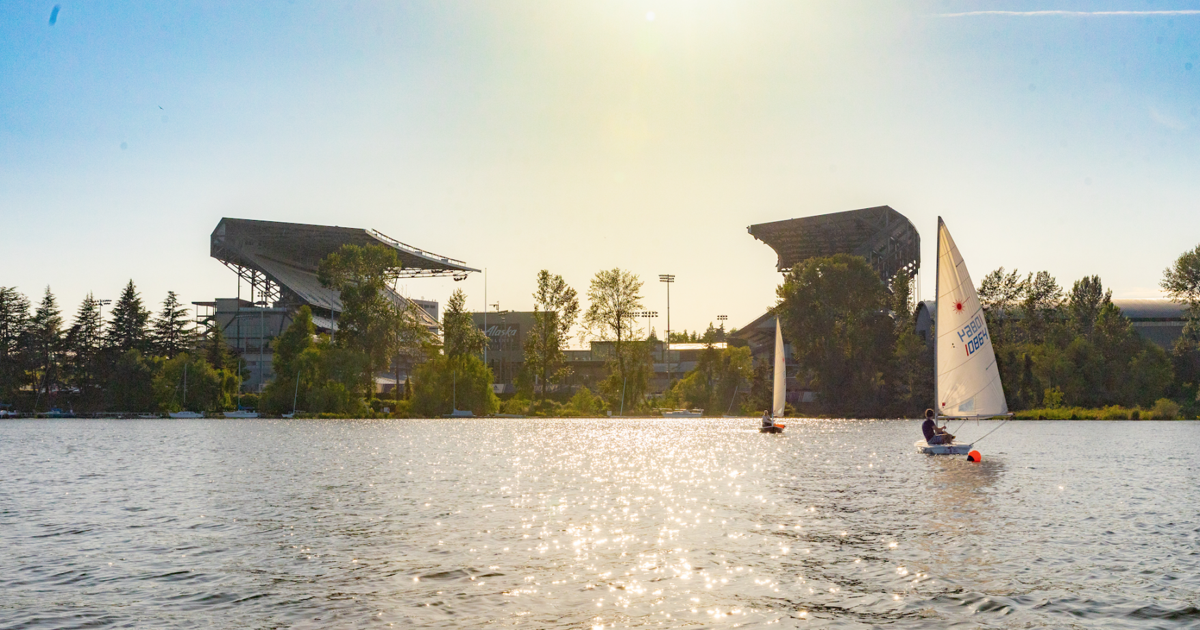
[717,314,727,340]
[659,274,675,384]
[255,300,268,393]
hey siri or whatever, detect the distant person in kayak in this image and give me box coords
[922,409,954,445]
[762,410,774,429]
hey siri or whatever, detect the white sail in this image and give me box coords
[936,218,1008,418]
[773,317,786,417]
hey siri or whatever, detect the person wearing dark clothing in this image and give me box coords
[922,408,954,445]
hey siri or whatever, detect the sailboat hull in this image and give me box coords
[915,440,973,455]
[759,425,785,434]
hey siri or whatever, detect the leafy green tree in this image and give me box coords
[27,287,63,410]
[274,306,315,379]
[670,345,752,414]
[0,287,31,403]
[442,288,487,358]
[889,270,933,415]
[1162,244,1200,396]
[565,385,604,416]
[106,349,160,412]
[411,353,499,417]
[155,353,228,413]
[1018,271,1063,344]
[1066,275,1111,338]
[263,336,372,416]
[777,254,894,415]
[746,361,772,414]
[64,294,106,411]
[523,270,579,399]
[1162,243,1200,332]
[597,339,654,413]
[978,267,1027,347]
[107,280,151,355]
[152,291,196,358]
[584,268,644,401]
[1126,343,1174,406]
[261,306,317,414]
[318,243,415,383]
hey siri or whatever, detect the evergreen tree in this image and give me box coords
[151,291,195,358]
[64,294,106,411]
[27,287,63,410]
[107,280,151,355]
[203,321,233,371]
[0,287,31,403]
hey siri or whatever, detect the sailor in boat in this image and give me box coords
[761,410,775,430]
[921,409,955,445]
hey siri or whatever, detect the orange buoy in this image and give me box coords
[967,450,982,462]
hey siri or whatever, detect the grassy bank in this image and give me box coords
[1013,398,1195,420]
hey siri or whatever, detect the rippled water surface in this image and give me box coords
[1,418,1198,629]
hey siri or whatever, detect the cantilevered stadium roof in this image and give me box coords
[210,218,478,324]
[748,205,920,282]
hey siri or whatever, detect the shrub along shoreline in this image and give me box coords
[1013,398,1188,420]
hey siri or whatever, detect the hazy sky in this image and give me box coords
[3,1,1199,340]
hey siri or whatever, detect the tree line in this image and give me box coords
[773,244,1200,418]
[0,282,241,413]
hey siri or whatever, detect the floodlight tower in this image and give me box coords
[636,311,658,341]
[659,274,675,383]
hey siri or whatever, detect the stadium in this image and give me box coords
[196,218,478,392]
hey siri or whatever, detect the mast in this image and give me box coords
[934,216,942,416]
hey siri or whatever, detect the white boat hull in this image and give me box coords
[915,440,973,455]
[662,410,703,418]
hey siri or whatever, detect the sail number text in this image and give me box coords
[957,315,989,357]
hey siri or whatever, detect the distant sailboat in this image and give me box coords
[169,362,204,419]
[225,359,259,419]
[761,317,786,433]
[917,217,1008,455]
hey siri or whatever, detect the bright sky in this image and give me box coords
[3,1,1199,340]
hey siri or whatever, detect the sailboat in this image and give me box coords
[917,217,1009,455]
[169,362,205,419]
[225,359,260,418]
[444,369,474,418]
[760,317,787,433]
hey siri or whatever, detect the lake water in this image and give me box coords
[1,418,1198,629]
